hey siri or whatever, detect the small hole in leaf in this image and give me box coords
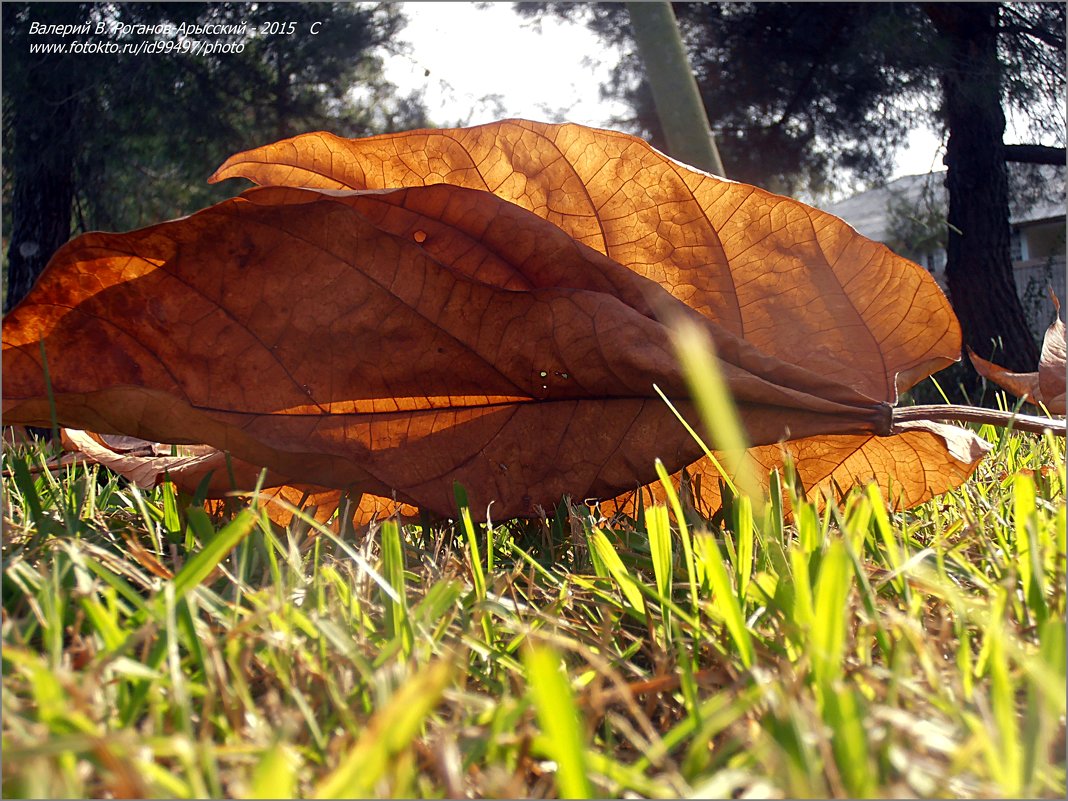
[539,371,548,378]
[413,230,427,244]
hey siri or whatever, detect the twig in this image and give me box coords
[892,404,1066,437]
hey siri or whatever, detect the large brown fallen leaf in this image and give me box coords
[205,119,987,512]
[211,121,958,398]
[6,178,966,519]
[968,292,1066,415]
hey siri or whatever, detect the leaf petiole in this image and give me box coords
[892,405,1066,437]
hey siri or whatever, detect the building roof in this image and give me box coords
[825,165,1065,243]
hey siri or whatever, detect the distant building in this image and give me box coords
[825,167,1066,338]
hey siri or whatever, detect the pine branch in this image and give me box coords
[1003,144,1066,166]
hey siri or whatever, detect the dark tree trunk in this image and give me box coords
[3,3,85,312]
[5,154,75,312]
[925,3,1040,387]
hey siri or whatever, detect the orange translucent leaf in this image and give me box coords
[1038,295,1066,413]
[237,486,415,529]
[603,423,989,517]
[968,293,1066,415]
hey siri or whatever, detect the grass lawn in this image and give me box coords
[1,420,1065,798]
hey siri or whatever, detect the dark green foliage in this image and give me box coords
[2,2,427,308]
[516,2,1064,197]
[517,3,934,195]
[658,3,937,196]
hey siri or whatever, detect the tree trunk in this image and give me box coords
[3,3,84,312]
[5,155,74,312]
[926,3,1040,386]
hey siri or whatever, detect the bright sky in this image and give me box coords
[384,2,947,187]
[384,2,630,128]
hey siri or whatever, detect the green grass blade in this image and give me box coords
[77,596,126,653]
[460,508,486,601]
[841,535,893,661]
[670,317,762,501]
[10,453,48,538]
[248,743,301,800]
[788,547,815,636]
[160,480,182,544]
[734,493,754,602]
[867,483,909,599]
[524,644,593,799]
[314,659,453,798]
[795,501,821,555]
[810,540,851,687]
[696,532,754,668]
[646,504,673,607]
[588,528,646,616]
[1023,618,1066,793]
[380,520,413,654]
[822,684,874,797]
[1014,473,1048,626]
[987,606,1022,796]
[38,340,61,446]
[655,459,699,612]
[653,384,738,498]
[169,510,257,601]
